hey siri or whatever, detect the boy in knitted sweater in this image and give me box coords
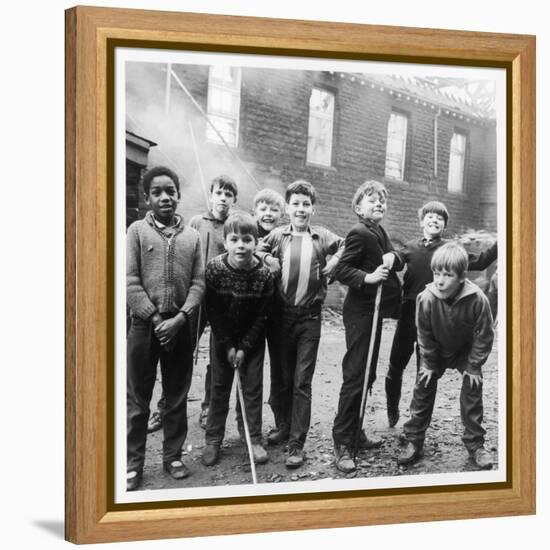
[201,213,274,467]
[126,166,204,491]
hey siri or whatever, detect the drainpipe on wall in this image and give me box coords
[164,63,172,114]
[434,107,441,179]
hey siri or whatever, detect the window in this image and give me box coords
[306,88,335,167]
[206,66,241,147]
[384,111,408,180]
[448,131,467,193]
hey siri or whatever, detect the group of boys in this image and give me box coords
[126,165,497,491]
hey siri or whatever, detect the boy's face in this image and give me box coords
[144,175,180,224]
[286,193,314,232]
[421,212,446,239]
[210,184,236,220]
[432,268,464,299]
[355,192,386,223]
[224,231,257,269]
[254,201,282,232]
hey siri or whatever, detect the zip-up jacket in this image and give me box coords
[126,211,205,320]
[416,279,495,375]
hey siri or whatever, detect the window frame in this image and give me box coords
[306,86,336,168]
[384,110,409,181]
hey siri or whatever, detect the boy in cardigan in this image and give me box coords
[331,180,403,474]
[385,201,497,428]
[126,166,204,491]
[148,174,238,433]
[397,242,495,469]
[201,213,274,466]
[260,180,344,468]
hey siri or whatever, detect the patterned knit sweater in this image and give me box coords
[127,211,205,320]
[205,254,274,353]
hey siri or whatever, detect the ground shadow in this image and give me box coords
[33,520,64,539]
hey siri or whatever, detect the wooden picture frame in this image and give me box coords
[65,5,535,544]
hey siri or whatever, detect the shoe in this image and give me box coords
[334,445,356,473]
[385,375,402,428]
[202,444,220,466]
[470,447,493,470]
[147,411,163,433]
[358,431,383,450]
[397,441,423,466]
[267,423,290,445]
[199,407,209,430]
[285,446,305,469]
[126,470,142,491]
[163,459,190,480]
[251,442,269,464]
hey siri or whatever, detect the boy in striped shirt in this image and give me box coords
[261,180,344,468]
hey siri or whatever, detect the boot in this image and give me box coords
[385,372,403,428]
[397,441,423,466]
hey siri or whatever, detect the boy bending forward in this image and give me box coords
[398,242,495,469]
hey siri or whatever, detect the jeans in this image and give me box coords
[403,355,486,453]
[276,305,322,449]
[332,307,383,447]
[388,300,420,376]
[205,337,265,445]
[127,315,194,472]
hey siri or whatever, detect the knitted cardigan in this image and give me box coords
[127,211,205,320]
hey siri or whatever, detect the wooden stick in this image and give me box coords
[353,283,383,460]
[234,364,258,484]
[194,231,210,366]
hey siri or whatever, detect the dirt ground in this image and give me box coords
[139,309,499,491]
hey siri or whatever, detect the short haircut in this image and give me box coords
[418,200,449,226]
[223,212,259,240]
[285,180,317,205]
[210,174,238,198]
[141,166,180,195]
[253,188,285,211]
[431,242,469,278]
[351,180,388,212]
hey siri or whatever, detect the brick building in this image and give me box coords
[125,62,497,304]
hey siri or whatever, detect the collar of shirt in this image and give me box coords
[152,214,182,230]
[421,236,442,248]
[282,224,320,238]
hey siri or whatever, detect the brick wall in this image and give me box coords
[126,62,497,259]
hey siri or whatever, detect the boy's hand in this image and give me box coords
[418,366,435,388]
[382,252,395,270]
[264,255,281,276]
[155,313,185,347]
[463,371,483,389]
[322,256,339,277]
[365,264,389,284]
[227,347,237,366]
[234,349,245,369]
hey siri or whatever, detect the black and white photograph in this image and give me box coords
[116,48,506,503]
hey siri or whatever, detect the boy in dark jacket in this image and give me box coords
[331,180,404,474]
[126,166,204,491]
[385,201,497,427]
[397,242,495,470]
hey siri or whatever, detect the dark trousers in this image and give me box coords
[403,357,486,453]
[205,337,265,445]
[266,320,284,427]
[275,305,322,449]
[332,306,383,447]
[127,315,193,472]
[387,300,420,378]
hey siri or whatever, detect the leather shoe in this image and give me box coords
[397,441,423,466]
[202,444,220,466]
[126,470,142,491]
[358,431,383,450]
[334,445,356,473]
[470,447,493,470]
[285,446,305,469]
[267,423,290,445]
[251,443,269,464]
[163,459,190,480]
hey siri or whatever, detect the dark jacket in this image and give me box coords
[416,279,495,375]
[333,219,403,317]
